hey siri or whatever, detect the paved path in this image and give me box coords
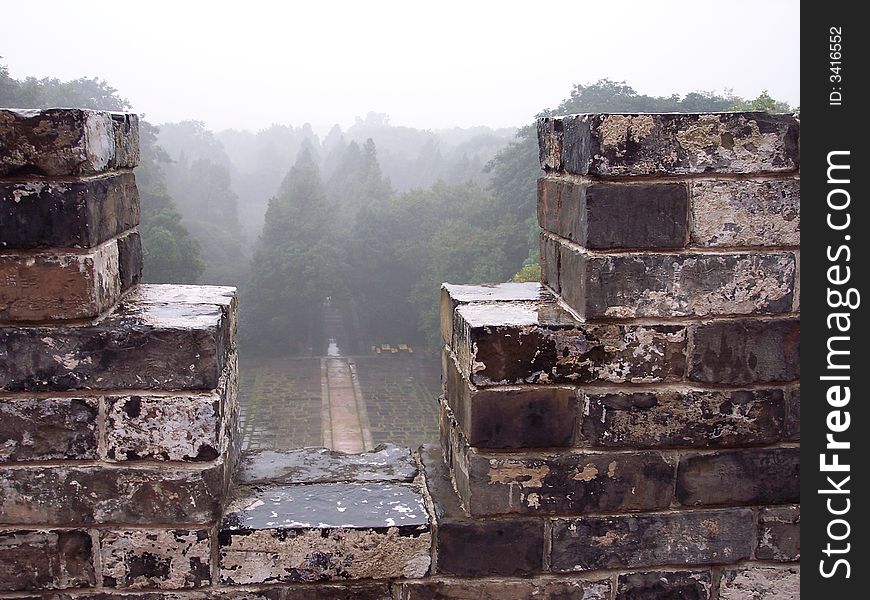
[321,355,373,453]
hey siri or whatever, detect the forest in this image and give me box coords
[1,60,793,355]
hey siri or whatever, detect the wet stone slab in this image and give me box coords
[452,300,687,387]
[0,284,234,392]
[219,483,431,584]
[235,444,417,485]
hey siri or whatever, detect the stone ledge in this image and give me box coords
[0,284,235,392]
[538,112,799,176]
[219,482,431,584]
[0,109,138,177]
[451,300,686,387]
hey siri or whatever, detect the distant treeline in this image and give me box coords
[2,61,793,354]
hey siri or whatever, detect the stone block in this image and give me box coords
[0,285,234,392]
[556,244,796,319]
[440,282,550,345]
[235,444,417,486]
[688,319,800,385]
[615,571,712,600]
[538,178,688,249]
[100,529,211,589]
[719,566,800,600]
[538,112,799,176]
[0,242,120,322]
[0,396,98,461]
[217,584,394,599]
[0,172,139,249]
[0,109,138,177]
[443,349,577,449]
[755,505,800,561]
[580,388,785,448]
[104,391,222,462]
[420,445,544,576]
[539,233,561,295]
[0,529,94,591]
[550,508,753,571]
[0,462,224,525]
[455,442,674,516]
[399,578,612,600]
[675,448,800,506]
[219,482,431,584]
[690,179,800,247]
[117,229,142,291]
[453,300,687,386]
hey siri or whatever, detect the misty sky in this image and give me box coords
[3,0,799,134]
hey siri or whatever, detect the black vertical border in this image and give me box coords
[802,3,867,597]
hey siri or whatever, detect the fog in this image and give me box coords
[1,0,800,447]
[3,0,799,133]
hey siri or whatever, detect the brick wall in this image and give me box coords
[0,110,799,599]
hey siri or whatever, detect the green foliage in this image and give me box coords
[243,147,344,354]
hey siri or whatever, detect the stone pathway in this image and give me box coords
[321,356,373,453]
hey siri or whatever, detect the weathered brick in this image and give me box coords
[100,529,211,589]
[399,578,612,600]
[756,505,800,561]
[557,244,796,319]
[785,387,800,441]
[581,388,785,448]
[456,443,674,516]
[0,462,224,525]
[538,112,799,176]
[676,448,800,506]
[0,243,121,321]
[453,300,687,387]
[117,229,143,291]
[444,349,577,449]
[0,396,97,461]
[440,282,550,345]
[0,285,233,392]
[219,584,393,600]
[538,178,688,249]
[420,445,544,576]
[615,570,712,600]
[689,319,800,384]
[0,529,95,591]
[550,509,753,571]
[0,173,139,249]
[539,233,561,295]
[0,109,138,177]
[105,392,222,462]
[691,179,800,247]
[219,483,430,584]
[719,566,800,600]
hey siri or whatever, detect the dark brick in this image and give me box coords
[0,462,224,525]
[117,229,143,291]
[421,445,544,576]
[689,319,800,384]
[0,173,140,249]
[0,109,138,177]
[616,571,712,600]
[538,178,688,249]
[756,505,800,561]
[581,389,785,448]
[539,233,561,295]
[440,282,551,345]
[0,529,95,591]
[538,112,799,176]
[0,397,97,460]
[785,387,800,441]
[551,509,753,571]
[444,350,576,449]
[453,300,686,387]
[0,287,232,392]
[557,245,796,319]
[458,446,674,516]
[400,578,611,600]
[676,448,800,506]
